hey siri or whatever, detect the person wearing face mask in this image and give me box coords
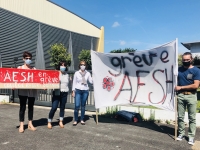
[47,61,69,129]
[175,52,200,146]
[17,51,38,133]
[72,61,93,126]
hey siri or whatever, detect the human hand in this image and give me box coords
[71,91,75,97]
[175,86,182,91]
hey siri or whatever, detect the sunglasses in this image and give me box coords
[80,64,85,66]
[25,57,32,60]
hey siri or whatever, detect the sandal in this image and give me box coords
[19,126,24,133]
[28,124,37,131]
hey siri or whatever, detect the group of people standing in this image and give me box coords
[16,51,199,146]
[18,51,92,133]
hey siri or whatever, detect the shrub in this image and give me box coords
[48,43,71,68]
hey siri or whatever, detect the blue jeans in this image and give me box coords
[74,89,89,121]
[48,91,68,122]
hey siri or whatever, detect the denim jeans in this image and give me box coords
[48,91,68,122]
[19,95,35,122]
[177,93,197,139]
[74,89,89,121]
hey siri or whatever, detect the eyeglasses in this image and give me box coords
[25,57,31,60]
[80,64,85,66]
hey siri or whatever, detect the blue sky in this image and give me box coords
[51,0,200,54]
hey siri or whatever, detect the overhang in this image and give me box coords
[181,41,200,50]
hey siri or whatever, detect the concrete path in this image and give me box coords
[0,104,199,150]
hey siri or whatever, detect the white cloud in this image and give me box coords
[112,22,120,27]
[119,40,126,45]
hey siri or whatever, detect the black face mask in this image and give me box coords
[182,61,191,67]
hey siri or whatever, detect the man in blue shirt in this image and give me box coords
[175,52,200,146]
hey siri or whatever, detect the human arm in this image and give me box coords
[175,80,199,91]
[71,72,77,97]
[87,72,93,84]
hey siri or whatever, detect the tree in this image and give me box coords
[48,43,71,68]
[110,48,136,53]
[78,49,92,70]
[193,55,200,66]
[178,54,182,66]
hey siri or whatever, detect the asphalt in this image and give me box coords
[0,104,200,150]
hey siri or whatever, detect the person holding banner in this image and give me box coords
[17,51,38,133]
[47,61,69,129]
[175,52,200,145]
[72,61,93,126]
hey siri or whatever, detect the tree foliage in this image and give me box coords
[110,48,137,53]
[178,54,182,66]
[78,49,92,70]
[48,43,71,68]
[193,55,200,66]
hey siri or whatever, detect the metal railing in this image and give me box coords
[0,71,95,111]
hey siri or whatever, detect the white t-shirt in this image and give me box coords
[59,72,69,92]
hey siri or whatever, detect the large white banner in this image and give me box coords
[91,40,178,111]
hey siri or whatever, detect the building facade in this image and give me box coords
[0,0,104,69]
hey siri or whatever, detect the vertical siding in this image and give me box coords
[0,0,100,37]
[0,8,99,69]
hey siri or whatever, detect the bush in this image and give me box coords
[48,43,71,68]
[78,50,92,70]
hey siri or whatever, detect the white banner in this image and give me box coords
[91,40,178,111]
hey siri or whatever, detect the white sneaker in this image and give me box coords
[176,135,184,141]
[188,139,194,145]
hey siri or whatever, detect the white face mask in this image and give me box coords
[80,65,86,70]
[60,66,66,72]
[25,59,32,65]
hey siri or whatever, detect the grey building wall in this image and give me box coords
[0,8,99,70]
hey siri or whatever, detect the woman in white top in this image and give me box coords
[72,61,93,126]
[47,61,69,129]
[18,51,37,133]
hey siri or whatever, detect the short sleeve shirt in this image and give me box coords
[178,66,200,86]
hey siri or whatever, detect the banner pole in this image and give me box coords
[175,95,178,140]
[96,109,99,125]
[174,38,178,141]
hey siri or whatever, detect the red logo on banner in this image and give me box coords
[102,76,115,91]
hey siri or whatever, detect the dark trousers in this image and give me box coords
[19,95,35,122]
[48,92,68,121]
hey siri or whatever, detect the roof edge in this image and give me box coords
[47,0,100,30]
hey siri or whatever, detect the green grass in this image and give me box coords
[134,105,157,109]
[133,100,200,113]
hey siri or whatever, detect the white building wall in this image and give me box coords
[0,0,100,37]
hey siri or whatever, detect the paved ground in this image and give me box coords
[0,104,200,150]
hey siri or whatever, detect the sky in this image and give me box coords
[51,0,200,54]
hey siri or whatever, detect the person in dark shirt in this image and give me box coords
[175,52,200,146]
